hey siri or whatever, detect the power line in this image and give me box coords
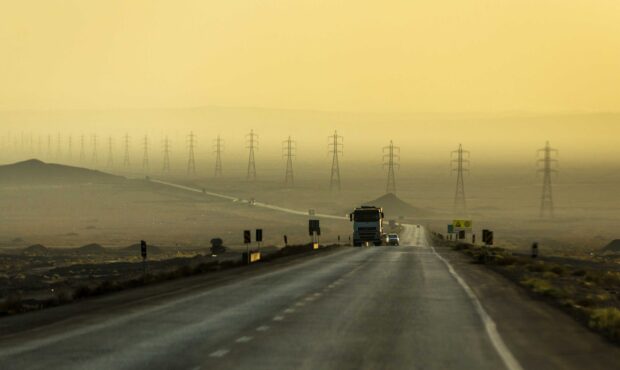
[187,131,196,175]
[328,130,343,191]
[213,135,223,177]
[383,140,400,194]
[451,144,470,214]
[246,129,258,181]
[282,136,296,187]
[538,141,558,218]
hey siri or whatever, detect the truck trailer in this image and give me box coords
[349,206,385,246]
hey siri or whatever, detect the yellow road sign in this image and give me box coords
[453,219,473,230]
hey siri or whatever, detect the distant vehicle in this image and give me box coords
[349,206,385,246]
[387,233,400,246]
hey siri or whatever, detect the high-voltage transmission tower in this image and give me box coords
[328,130,343,191]
[107,136,114,168]
[187,132,196,175]
[246,129,258,181]
[55,133,62,160]
[213,135,223,177]
[383,140,400,194]
[282,136,296,187]
[162,136,171,173]
[91,134,98,165]
[67,135,72,161]
[47,135,52,158]
[142,135,150,172]
[451,144,470,214]
[79,135,85,163]
[538,141,558,219]
[123,134,131,168]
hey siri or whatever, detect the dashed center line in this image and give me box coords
[284,308,296,313]
[295,301,305,307]
[256,325,270,332]
[273,315,284,321]
[209,349,230,358]
[235,336,253,343]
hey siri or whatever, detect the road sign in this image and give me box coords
[482,229,494,245]
[453,219,473,230]
[140,240,147,259]
[309,219,320,236]
[244,230,251,244]
[256,229,263,243]
[447,224,454,234]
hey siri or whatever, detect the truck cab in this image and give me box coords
[349,206,385,246]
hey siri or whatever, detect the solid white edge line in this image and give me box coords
[430,244,524,370]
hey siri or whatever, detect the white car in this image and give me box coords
[387,233,400,246]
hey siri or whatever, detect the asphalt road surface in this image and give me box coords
[0,225,534,370]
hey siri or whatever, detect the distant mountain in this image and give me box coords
[0,159,125,185]
[76,243,106,255]
[22,244,50,256]
[362,193,431,218]
[602,239,620,253]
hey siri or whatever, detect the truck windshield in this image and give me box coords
[354,210,380,222]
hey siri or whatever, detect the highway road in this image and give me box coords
[0,225,529,370]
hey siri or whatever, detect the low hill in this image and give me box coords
[22,244,50,256]
[602,240,620,253]
[362,193,430,218]
[0,159,125,185]
[76,243,107,255]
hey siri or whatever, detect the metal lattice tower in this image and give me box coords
[538,141,558,218]
[282,136,296,187]
[107,136,114,168]
[213,135,223,177]
[187,132,196,175]
[37,136,42,156]
[162,136,171,173]
[79,135,85,163]
[451,144,470,214]
[123,134,131,168]
[328,130,343,191]
[91,134,98,165]
[383,140,400,194]
[246,129,258,181]
[142,135,150,172]
[67,135,72,161]
[55,133,62,160]
[47,135,52,158]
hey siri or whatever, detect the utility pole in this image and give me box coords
[282,136,296,187]
[383,140,400,194]
[79,135,85,164]
[538,141,558,218]
[107,136,114,168]
[328,130,343,191]
[451,144,469,214]
[142,135,149,172]
[91,134,98,165]
[162,136,171,173]
[246,129,258,181]
[123,134,130,168]
[187,131,196,175]
[213,135,223,177]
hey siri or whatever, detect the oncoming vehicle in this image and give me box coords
[349,206,385,246]
[386,233,400,246]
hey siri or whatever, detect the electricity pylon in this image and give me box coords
[328,130,343,191]
[162,136,171,173]
[55,133,62,160]
[123,134,130,168]
[107,136,114,168]
[213,135,223,177]
[187,132,196,175]
[451,144,469,214]
[282,136,296,187]
[383,140,400,194]
[142,135,149,172]
[246,129,258,181]
[79,135,85,163]
[538,141,558,218]
[91,134,98,165]
[47,135,52,159]
[67,135,72,161]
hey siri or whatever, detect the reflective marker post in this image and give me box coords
[140,240,147,280]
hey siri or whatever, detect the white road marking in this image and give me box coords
[313,292,322,297]
[284,308,295,313]
[295,301,305,307]
[235,336,253,343]
[256,325,270,332]
[273,315,284,321]
[209,349,230,358]
[410,225,524,370]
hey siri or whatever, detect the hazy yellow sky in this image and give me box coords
[1,0,619,113]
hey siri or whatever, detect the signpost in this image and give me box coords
[244,230,251,264]
[453,220,472,240]
[309,219,320,249]
[255,228,263,258]
[140,240,148,279]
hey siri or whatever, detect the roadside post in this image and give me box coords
[531,242,539,258]
[472,233,476,244]
[482,229,494,263]
[283,234,288,247]
[447,224,454,241]
[244,230,251,264]
[256,228,263,254]
[140,240,148,279]
[338,235,341,246]
[309,219,320,249]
